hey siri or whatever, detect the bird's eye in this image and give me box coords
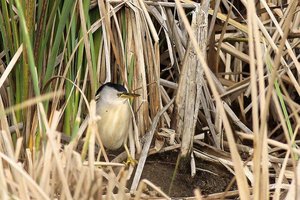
[95,94,100,100]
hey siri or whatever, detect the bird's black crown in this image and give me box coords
[95,82,128,96]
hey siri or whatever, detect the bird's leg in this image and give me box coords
[124,143,137,166]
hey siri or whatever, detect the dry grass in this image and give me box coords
[0,0,300,199]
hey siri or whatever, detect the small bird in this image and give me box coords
[95,82,139,155]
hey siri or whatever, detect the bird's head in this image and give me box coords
[95,82,139,104]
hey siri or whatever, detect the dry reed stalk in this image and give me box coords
[176,1,251,199]
[173,3,208,164]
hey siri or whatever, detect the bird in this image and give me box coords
[95,82,139,163]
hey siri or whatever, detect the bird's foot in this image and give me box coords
[124,144,137,166]
[124,154,138,167]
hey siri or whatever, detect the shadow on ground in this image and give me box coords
[135,151,236,197]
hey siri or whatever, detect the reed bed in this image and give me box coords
[0,0,299,199]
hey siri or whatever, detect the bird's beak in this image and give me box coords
[118,92,140,99]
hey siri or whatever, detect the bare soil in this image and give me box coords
[134,151,236,197]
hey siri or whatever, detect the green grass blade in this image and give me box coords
[43,0,75,86]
